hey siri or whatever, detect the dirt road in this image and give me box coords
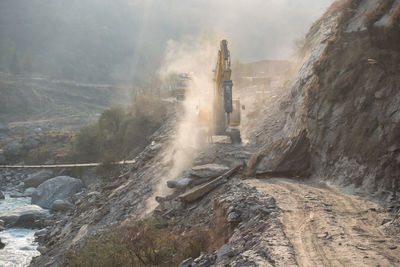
[246,178,400,267]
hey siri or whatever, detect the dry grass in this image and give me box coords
[64,219,210,267]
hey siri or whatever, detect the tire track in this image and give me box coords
[246,178,400,267]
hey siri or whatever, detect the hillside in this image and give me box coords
[0,72,129,124]
[1,1,399,266]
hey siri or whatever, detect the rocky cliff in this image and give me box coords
[252,0,400,199]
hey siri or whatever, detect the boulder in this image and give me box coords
[0,238,4,249]
[248,129,311,177]
[0,205,49,228]
[24,187,37,197]
[14,211,48,228]
[0,191,4,200]
[50,199,75,212]
[31,176,84,209]
[24,170,54,189]
[167,178,193,189]
[190,164,230,180]
[4,140,21,159]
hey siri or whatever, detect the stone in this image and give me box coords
[0,191,4,200]
[248,129,311,177]
[167,178,193,189]
[14,212,48,228]
[24,187,37,197]
[190,164,230,180]
[24,170,54,189]
[0,238,4,249]
[0,205,49,228]
[31,176,84,209]
[51,199,75,212]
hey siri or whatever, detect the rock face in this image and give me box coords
[190,164,230,179]
[248,129,311,176]
[24,170,54,189]
[31,176,84,209]
[251,0,400,194]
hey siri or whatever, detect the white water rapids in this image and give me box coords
[0,194,41,267]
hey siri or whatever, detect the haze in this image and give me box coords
[0,0,334,84]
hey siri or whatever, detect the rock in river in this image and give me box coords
[31,176,84,209]
[0,204,49,228]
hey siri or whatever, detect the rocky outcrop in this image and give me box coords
[24,170,54,189]
[251,0,400,196]
[180,182,297,267]
[248,129,311,177]
[31,176,84,209]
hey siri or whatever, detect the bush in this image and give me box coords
[73,96,169,163]
[63,219,209,267]
[74,124,101,162]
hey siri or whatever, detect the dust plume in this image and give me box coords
[145,36,219,212]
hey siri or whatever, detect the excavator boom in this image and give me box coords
[212,40,241,143]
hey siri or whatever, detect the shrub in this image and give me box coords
[73,96,169,163]
[63,219,209,267]
[74,124,101,163]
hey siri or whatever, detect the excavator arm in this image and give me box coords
[213,40,234,133]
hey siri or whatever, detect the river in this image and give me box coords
[0,194,42,267]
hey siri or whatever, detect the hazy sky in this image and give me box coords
[130,0,335,62]
[0,0,336,82]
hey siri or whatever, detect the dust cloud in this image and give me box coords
[145,36,220,212]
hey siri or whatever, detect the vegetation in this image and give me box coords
[73,96,169,163]
[64,219,209,267]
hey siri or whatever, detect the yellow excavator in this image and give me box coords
[212,40,242,144]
